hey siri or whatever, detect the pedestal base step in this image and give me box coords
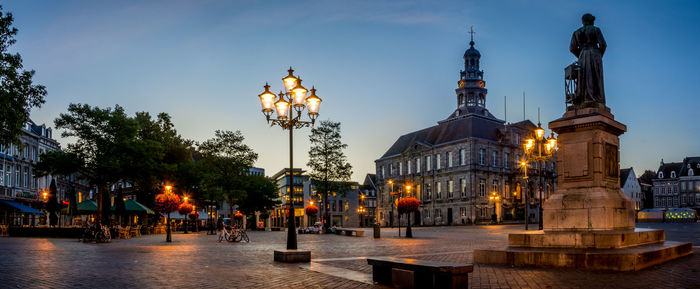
[509,228,665,249]
[474,241,692,271]
[274,249,311,263]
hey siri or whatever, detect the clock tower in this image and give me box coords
[448,27,495,121]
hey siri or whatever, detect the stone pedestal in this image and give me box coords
[544,107,634,231]
[274,249,311,263]
[474,107,693,271]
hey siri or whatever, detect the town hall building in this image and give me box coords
[375,34,557,226]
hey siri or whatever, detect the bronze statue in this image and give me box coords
[570,13,607,106]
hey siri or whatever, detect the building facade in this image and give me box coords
[270,168,308,227]
[375,36,556,227]
[652,157,700,209]
[620,168,641,211]
[1,119,89,226]
[359,174,377,227]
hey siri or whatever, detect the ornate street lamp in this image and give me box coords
[258,67,321,253]
[488,191,501,224]
[522,122,558,230]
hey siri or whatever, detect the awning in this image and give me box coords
[0,200,44,214]
[111,199,155,215]
[77,200,98,212]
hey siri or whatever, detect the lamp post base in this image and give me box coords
[274,249,311,263]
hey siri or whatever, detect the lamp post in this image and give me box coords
[523,122,557,230]
[388,180,396,228]
[488,191,501,224]
[404,185,413,238]
[258,67,321,251]
[358,194,366,227]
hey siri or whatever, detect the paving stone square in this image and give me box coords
[0,223,697,288]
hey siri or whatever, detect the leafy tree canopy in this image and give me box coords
[0,6,46,146]
[307,120,352,228]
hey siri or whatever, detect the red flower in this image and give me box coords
[154,192,181,214]
[305,204,319,216]
[178,202,194,215]
[397,197,420,214]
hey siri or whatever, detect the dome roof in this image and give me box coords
[464,41,480,58]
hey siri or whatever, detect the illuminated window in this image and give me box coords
[460,179,467,198]
[447,180,454,198]
[479,179,485,197]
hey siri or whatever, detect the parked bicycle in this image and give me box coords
[217,225,249,243]
[80,224,111,243]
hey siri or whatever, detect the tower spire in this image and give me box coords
[468,26,475,46]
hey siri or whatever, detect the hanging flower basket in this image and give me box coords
[178,203,194,215]
[234,212,244,219]
[188,210,199,220]
[397,197,420,214]
[305,204,319,216]
[154,192,181,214]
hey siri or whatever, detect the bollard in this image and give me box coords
[373,222,381,238]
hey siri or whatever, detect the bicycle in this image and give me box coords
[230,225,249,243]
[80,224,111,243]
[218,225,238,242]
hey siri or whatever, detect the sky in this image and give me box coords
[5,0,700,181]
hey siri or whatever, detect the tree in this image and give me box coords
[0,6,47,147]
[131,112,193,208]
[47,179,59,227]
[307,120,352,231]
[34,150,83,219]
[237,175,281,226]
[199,130,258,219]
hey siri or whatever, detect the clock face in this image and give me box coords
[478,80,485,88]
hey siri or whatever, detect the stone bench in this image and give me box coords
[367,257,472,289]
[334,228,364,237]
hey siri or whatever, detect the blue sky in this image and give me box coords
[5,0,700,180]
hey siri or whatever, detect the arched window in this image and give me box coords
[458,94,464,106]
[671,171,676,178]
[468,92,475,106]
[478,94,485,105]
[658,172,664,178]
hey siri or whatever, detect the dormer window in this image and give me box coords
[658,172,664,178]
[697,163,700,169]
[670,171,676,178]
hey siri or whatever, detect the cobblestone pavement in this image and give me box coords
[0,223,697,288]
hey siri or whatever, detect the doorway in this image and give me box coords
[447,208,453,225]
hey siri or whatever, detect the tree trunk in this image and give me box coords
[323,190,330,232]
[166,212,172,242]
[97,184,110,226]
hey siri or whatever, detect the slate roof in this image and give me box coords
[656,162,683,179]
[379,113,504,159]
[620,168,632,187]
[679,157,700,176]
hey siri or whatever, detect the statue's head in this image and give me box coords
[582,13,595,25]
